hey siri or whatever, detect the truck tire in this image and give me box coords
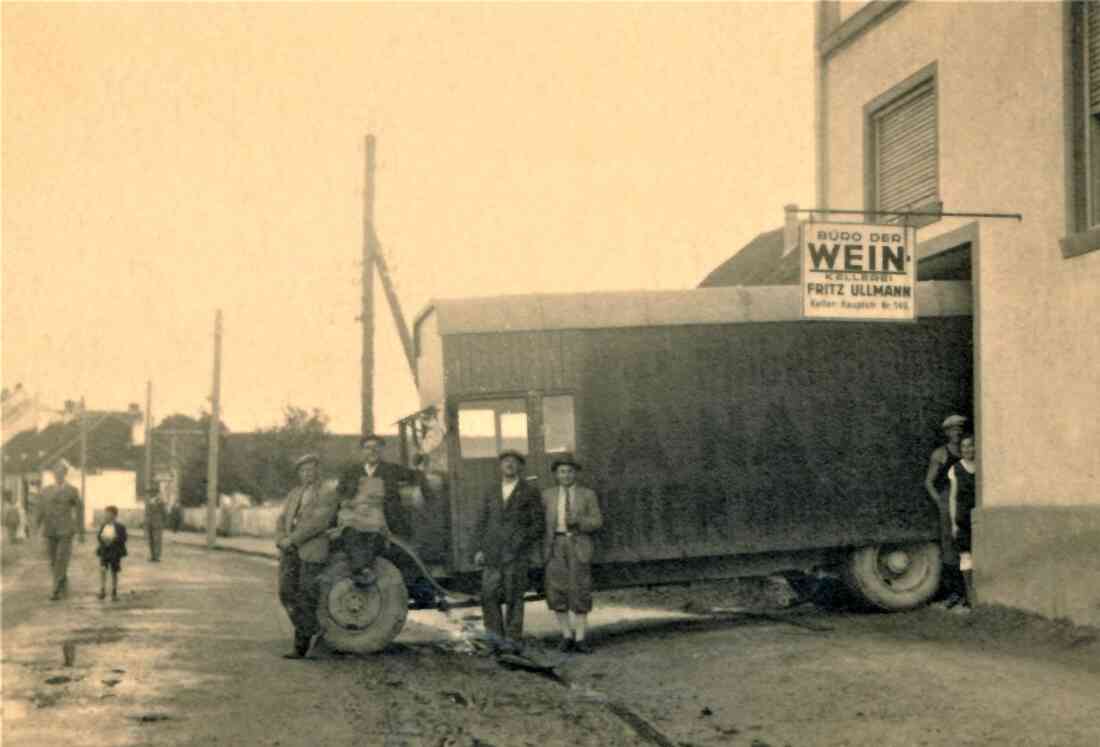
[842,541,941,611]
[318,557,409,654]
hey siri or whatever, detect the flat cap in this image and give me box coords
[941,414,967,429]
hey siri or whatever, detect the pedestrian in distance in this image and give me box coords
[95,505,128,601]
[2,490,21,543]
[36,463,85,601]
[924,413,968,606]
[144,489,168,562]
[947,434,978,612]
[542,453,603,654]
[275,453,340,659]
[472,449,544,653]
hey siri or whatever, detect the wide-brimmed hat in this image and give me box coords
[294,453,320,470]
[549,453,582,472]
[498,450,526,465]
[360,434,385,447]
[941,414,967,429]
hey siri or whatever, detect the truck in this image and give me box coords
[319,281,974,653]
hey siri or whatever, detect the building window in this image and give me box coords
[1062,2,1100,257]
[865,64,940,226]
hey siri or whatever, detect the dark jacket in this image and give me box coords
[472,478,544,567]
[144,498,168,531]
[37,483,82,537]
[96,521,128,562]
[336,461,421,540]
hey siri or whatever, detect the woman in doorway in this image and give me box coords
[947,435,978,611]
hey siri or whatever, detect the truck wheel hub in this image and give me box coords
[328,579,383,630]
[883,550,910,574]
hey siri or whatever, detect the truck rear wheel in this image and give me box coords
[842,541,941,611]
[318,557,409,654]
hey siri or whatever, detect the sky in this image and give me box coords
[2,2,815,436]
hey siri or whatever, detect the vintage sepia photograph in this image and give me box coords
[2,2,1099,745]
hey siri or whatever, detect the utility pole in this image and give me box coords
[361,134,376,438]
[79,397,87,531]
[206,310,222,548]
[143,380,153,496]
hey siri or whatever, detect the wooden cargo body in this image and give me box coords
[405,282,973,588]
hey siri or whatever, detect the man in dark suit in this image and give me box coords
[335,434,423,541]
[143,490,168,562]
[36,462,85,601]
[472,450,544,652]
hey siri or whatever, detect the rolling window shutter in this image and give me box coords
[1090,3,1100,113]
[874,81,937,213]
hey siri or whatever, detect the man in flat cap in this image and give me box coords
[36,462,84,601]
[542,453,603,654]
[472,449,544,652]
[275,453,339,659]
[143,487,168,562]
[924,414,968,605]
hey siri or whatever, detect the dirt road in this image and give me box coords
[3,538,1098,747]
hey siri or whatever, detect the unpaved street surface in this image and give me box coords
[4,538,1100,747]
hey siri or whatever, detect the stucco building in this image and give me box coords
[815,1,1100,624]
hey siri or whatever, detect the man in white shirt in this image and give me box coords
[541,453,603,654]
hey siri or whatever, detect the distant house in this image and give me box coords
[2,402,144,530]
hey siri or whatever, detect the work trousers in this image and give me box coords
[146,526,163,561]
[278,548,325,638]
[545,535,593,613]
[336,528,385,575]
[481,558,529,642]
[46,534,75,594]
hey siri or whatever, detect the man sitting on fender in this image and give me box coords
[332,434,425,585]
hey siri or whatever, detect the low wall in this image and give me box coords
[178,505,283,538]
[974,505,1100,628]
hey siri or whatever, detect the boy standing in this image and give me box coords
[96,506,128,601]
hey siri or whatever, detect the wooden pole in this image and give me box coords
[362,134,376,438]
[143,380,153,496]
[372,233,417,383]
[79,397,87,531]
[206,310,222,548]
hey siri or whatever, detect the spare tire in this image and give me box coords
[842,541,942,611]
[318,557,409,653]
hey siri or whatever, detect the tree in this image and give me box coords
[248,406,330,502]
[175,412,254,507]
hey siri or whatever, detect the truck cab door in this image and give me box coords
[455,398,531,569]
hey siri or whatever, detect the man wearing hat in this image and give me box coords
[143,487,168,562]
[335,435,425,543]
[274,453,339,659]
[471,449,544,652]
[542,453,603,654]
[924,414,968,605]
[36,462,84,601]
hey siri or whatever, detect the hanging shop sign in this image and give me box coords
[800,222,917,322]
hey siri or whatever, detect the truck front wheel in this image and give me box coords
[318,557,409,653]
[842,541,941,611]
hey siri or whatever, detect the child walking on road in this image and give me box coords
[96,506,128,601]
